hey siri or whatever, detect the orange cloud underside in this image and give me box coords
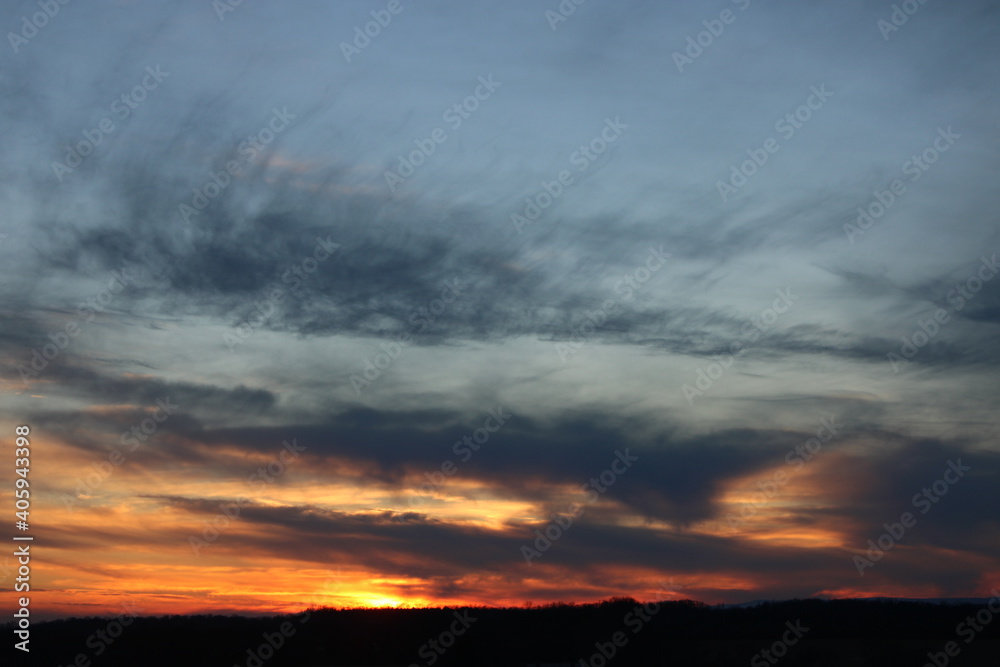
[2,423,993,620]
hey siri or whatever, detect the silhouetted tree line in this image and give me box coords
[7,597,1000,666]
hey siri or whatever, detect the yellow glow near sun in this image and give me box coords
[362,596,404,608]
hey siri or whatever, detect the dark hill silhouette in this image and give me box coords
[8,597,1000,666]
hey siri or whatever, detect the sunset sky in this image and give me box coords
[2,0,999,621]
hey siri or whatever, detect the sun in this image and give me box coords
[362,596,404,608]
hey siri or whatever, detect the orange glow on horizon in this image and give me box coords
[3,419,992,621]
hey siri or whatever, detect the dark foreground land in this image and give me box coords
[9,597,1000,666]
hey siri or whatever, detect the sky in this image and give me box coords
[1,0,999,620]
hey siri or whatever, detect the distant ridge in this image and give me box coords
[716,596,996,609]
